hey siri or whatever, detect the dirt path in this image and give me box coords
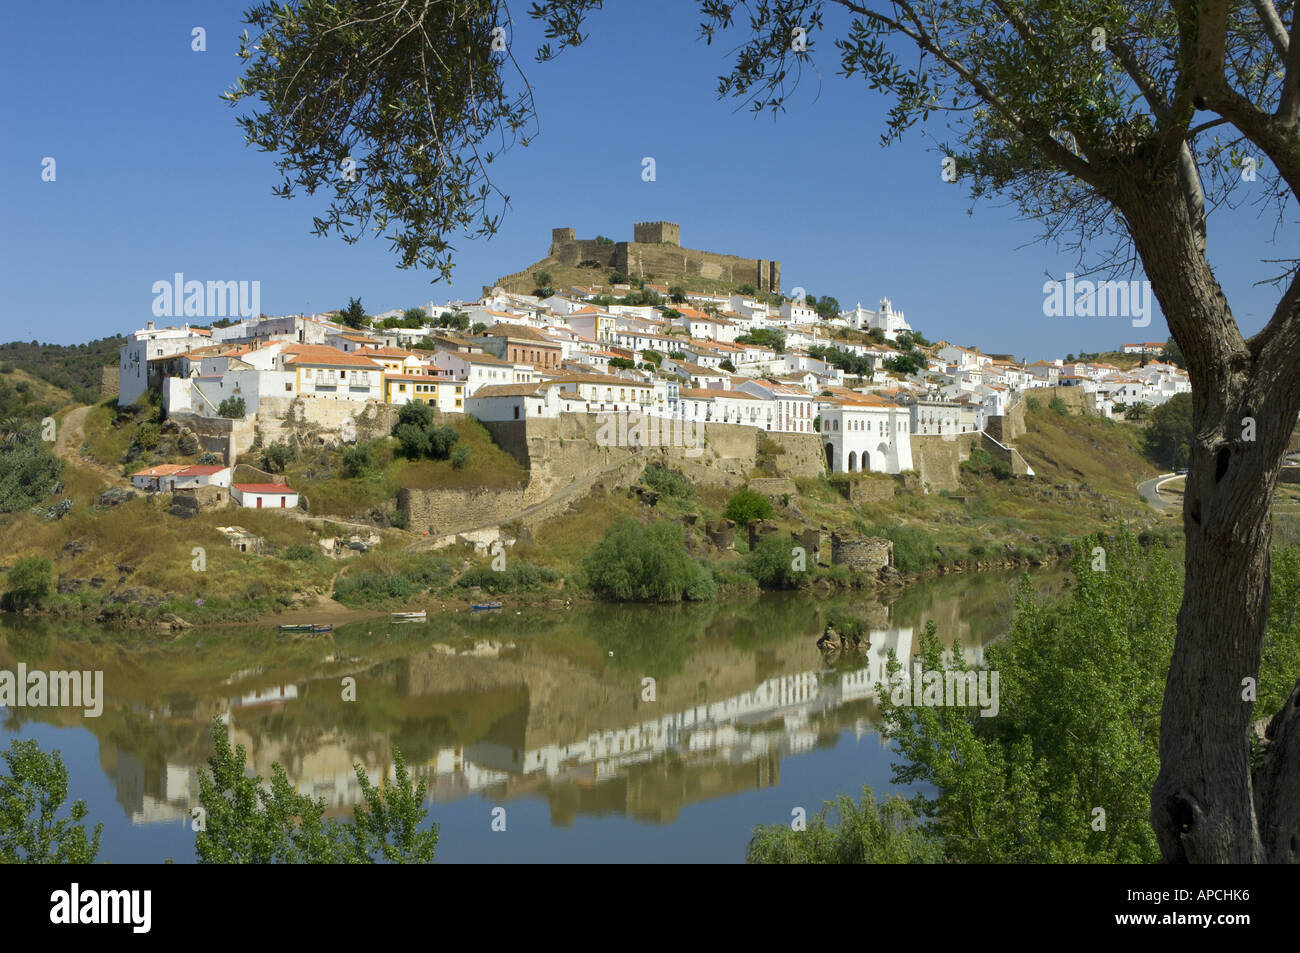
[54,404,123,487]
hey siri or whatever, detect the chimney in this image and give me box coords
[147,320,155,331]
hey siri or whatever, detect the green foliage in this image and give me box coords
[451,445,471,470]
[455,562,558,594]
[333,556,454,606]
[1048,395,1069,416]
[341,444,375,478]
[735,328,785,353]
[884,351,923,376]
[217,396,246,419]
[738,283,757,296]
[1262,546,1300,718]
[434,311,469,331]
[196,720,437,863]
[349,748,440,863]
[534,270,552,288]
[745,532,807,589]
[1143,393,1193,469]
[262,441,295,473]
[0,426,64,513]
[0,336,126,404]
[641,462,693,500]
[640,349,663,366]
[668,285,687,303]
[340,297,368,329]
[719,358,736,372]
[281,543,318,561]
[132,420,160,450]
[869,522,939,573]
[608,357,635,370]
[196,451,221,465]
[723,488,775,526]
[1026,397,1043,412]
[804,293,842,322]
[0,739,102,863]
[746,787,942,863]
[1161,338,1185,367]
[595,235,614,246]
[392,402,459,460]
[470,322,487,335]
[808,343,873,377]
[879,532,1180,863]
[582,518,717,603]
[3,556,53,611]
[224,0,565,276]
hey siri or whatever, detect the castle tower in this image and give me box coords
[633,221,680,245]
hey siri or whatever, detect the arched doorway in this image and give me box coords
[824,442,835,471]
[847,450,857,472]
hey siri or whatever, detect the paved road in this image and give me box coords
[1138,473,1179,511]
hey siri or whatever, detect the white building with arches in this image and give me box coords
[820,393,914,474]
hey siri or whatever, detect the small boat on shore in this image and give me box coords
[391,611,427,623]
[278,623,333,634]
[470,602,503,612]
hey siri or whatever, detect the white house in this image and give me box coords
[820,393,914,473]
[465,381,589,421]
[736,379,816,433]
[281,345,386,401]
[171,464,232,489]
[231,483,299,509]
[840,299,911,339]
[119,322,214,405]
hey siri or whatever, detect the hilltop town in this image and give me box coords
[115,222,1188,498]
[0,222,1207,629]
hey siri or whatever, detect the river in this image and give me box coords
[0,568,1066,863]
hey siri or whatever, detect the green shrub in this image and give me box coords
[582,519,716,603]
[869,522,939,573]
[392,402,458,460]
[217,396,246,419]
[333,556,454,605]
[642,462,693,500]
[455,562,558,594]
[746,532,808,589]
[263,442,295,473]
[3,556,53,610]
[132,421,160,451]
[451,446,471,470]
[341,444,375,478]
[389,509,409,529]
[281,544,318,561]
[746,787,942,864]
[724,489,776,526]
[0,427,63,513]
[1048,395,1069,416]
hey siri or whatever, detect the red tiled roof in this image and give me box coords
[234,483,295,494]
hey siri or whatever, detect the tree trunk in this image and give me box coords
[1122,175,1300,862]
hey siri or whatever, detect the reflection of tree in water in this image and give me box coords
[585,602,715,678]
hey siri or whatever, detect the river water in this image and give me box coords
[0,569,1065,863]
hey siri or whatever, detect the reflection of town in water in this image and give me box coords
[1,576,1032,830]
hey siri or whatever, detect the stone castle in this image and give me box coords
[488,221,781,295]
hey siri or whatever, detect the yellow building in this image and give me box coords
[385,373,465,412]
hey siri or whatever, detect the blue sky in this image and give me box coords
[0,0,1289,359]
